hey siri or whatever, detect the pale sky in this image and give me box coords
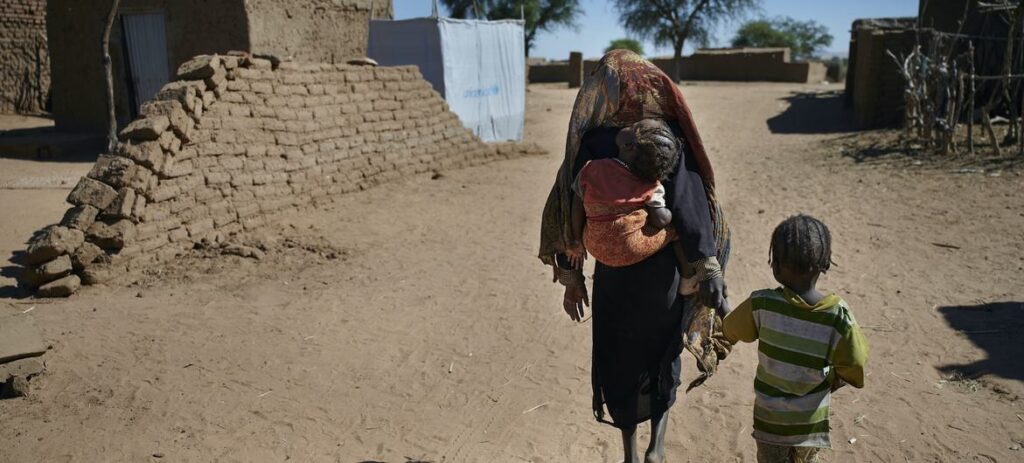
[393,0,920,59]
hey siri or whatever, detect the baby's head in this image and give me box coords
[616,119,680,183]
[769,214,833,286]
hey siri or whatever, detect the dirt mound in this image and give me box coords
[131,224,354,290]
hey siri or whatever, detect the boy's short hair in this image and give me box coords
[631,120,680,183]
[770,214,833,274]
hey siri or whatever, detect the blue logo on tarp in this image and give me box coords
[463,85,500,98]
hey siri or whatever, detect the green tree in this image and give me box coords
[605,38,645,55]
[440,0,582,56]
[732,17,833,61]
[613,0,760,81]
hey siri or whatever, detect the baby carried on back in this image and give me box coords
[567,119,685,269]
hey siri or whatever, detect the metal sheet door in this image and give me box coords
[122,12,170,113]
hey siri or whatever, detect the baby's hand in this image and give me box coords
[566,240,587,269]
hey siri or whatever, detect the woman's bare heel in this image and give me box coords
[644,411,669,463]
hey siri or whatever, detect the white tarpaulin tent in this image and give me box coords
[368,17,526,142]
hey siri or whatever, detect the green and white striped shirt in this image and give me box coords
[723,287,869,448]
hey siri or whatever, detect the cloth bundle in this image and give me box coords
[681,302,733,391]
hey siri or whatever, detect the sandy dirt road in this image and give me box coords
[1,82,1022,462]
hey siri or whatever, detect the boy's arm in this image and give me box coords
[722,298,757,343]
[832,313,869,389]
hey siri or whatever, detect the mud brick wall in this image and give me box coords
[0,0,48,114]
[850,28,917,128]
[531,49,822,85]
[246,0,394,64]
[528,63,570,83]
[18,54,544,296]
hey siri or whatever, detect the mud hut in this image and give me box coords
[844,0,1015,129]
[844,17,917,128]
[47,0,393,133]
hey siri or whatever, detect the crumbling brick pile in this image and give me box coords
[19,53,545,296]
[0,0,48,114]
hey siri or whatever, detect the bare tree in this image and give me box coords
[103,0,121,153]
[614,0,759,81]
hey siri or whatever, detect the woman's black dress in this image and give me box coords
[570,125,716,429]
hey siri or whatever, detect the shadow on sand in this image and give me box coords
[937,302,1024,382]
[357,460,434,463]
[838,139,906,163]
[766,90,855,135]
[1,251,29,300]
[0,126,104,163]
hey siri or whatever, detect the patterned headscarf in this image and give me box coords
[539,50,724,264]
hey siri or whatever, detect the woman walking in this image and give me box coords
[539,50,731,463]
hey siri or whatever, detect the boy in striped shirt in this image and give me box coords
[723,215,868,463]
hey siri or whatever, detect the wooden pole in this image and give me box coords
[102,0,121,154]
[1017,34,1024,156]
[982,3,1024,157]
[983,111,999,157]
[1019,83,1024,156]
[568,51,583,88]
[969,41,975,154]
[952,72,963,153]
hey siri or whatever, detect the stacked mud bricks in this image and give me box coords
[0,0,48,114]
[19,53,544,296]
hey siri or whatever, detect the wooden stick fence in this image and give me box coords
[889,1,1024,157]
